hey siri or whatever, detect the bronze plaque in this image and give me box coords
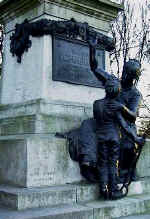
[52,36,105,88]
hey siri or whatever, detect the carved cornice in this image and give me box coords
[45,0,123,22]
[0,0,41,24]
[0,0,123,24]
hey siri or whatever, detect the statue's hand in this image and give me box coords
[87,38,97,47]
[135,136,145,146]
[107,101,123,112]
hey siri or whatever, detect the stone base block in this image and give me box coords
[0,134,82,187]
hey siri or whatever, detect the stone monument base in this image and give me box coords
[0,98,93,187]
[0,134,82,187]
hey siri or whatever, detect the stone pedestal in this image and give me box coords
[0,134,82,187]
[0,0,122,190]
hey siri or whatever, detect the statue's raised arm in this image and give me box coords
[88,39,111,85]
[89,39,141,123]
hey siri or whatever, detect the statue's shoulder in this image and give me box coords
[93,99,105,113]
[93,98,105,106]
[131,86,141,97]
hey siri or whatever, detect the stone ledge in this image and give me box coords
[0,0,42,24]
[0,184,77,210]
[0,203,94,219]
[1,191,150,218]
[0,99,92,118]
[0,183,98,210]
[45,0,122,22]
[0,0,122,24]
[85,193,150,218]
[0,177,149,210]
[0,99,92,135]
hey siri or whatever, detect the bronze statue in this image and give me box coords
[60,67,145,200]
[93,76,144,200]
[88,39,143,183]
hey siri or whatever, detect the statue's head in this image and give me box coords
[121,59,141,87]
[105,76,121,98]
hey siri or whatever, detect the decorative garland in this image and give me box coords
[10,18,115,63]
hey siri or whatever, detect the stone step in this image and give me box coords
[0,192,150,219]
[119,213,150,219]
[0,182,99,210]
[0,203,93,219]
[0,177,149,210]
[84,193,150,218]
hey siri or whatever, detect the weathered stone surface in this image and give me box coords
[0,139,27,186]
[85,195,149,219]
[0,134,83,187]
[119,214,150,219]
[128,179,149,196]
[0,115,36,135]
[0,99,92,134]
[0,184,77,210]
[1,192,150,219]
[76,183,99,202]
[0,0,122,32]
[137,139,150,177]
[0,177,150,210]
[0,203,94,219]
[1,32,105,105]
[0,183,99,210]
[0,0,121,105]
[26,136,82,187]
